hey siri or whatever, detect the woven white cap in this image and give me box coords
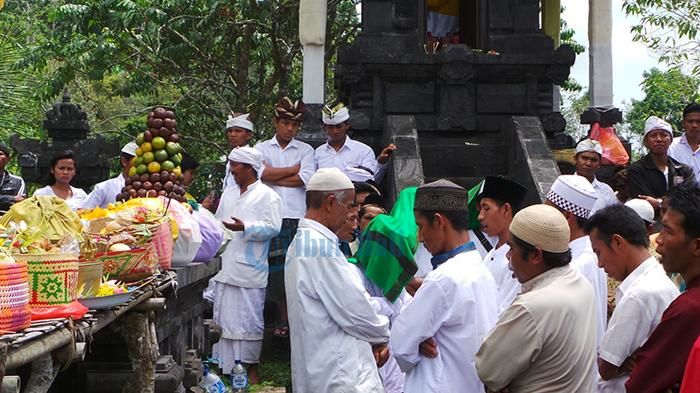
[510,204,571,253]
[546,175,598,219]
[307,168,353,191]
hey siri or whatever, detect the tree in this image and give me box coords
[622,0,700,76]
[560,10,586,92]
[624,68,700,136]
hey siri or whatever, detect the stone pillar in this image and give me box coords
[299,0,327,104]
[588,0,614,106]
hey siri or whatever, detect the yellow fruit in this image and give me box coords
[152,137,166,150]
[135,147,143,156]
[172,166,182,177]
[148,161,161,173]
[141,142,152,153]
[128,167,137,177]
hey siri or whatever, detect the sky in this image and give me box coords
[562,0,662,108]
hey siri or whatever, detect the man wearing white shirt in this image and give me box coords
[391,179,498,393]
[476,176,528,314]
[80,142,137,209]
[315,102,396,183]
[221,112,254,191]
[574,139,619,215]
[255,96,313,338]
[213,146,281,384]
[545,175,608,344]
[586,205,679,393]
[668,103,700,181]
[285,167,390,393]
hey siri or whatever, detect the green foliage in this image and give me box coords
[2,0,359,191]
[624,68,700,136]
[623,0,700,77]
[562,89,590,139]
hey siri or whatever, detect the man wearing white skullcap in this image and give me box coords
[574,138,619,215]
[285,167,390,393]
[476,204,597,392]
[545,174,608,349]
[316,102,397,183]
[627,115,694,212]
[80,142,138,209]
[212,145,282,383]
[254,97,315,338]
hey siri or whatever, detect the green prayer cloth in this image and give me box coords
[349,181,484,302]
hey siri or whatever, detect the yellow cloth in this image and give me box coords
[0,196,83,242]
[427,0,459,16]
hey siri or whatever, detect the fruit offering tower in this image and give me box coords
[117,107,187,202]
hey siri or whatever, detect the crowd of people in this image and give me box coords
[1,98,699,392]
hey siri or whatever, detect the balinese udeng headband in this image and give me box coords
[275,97,305,122]
[322,103,350,126]
[226,112,254,132]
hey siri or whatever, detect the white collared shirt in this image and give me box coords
[255,137,315,219]
[669,133,700,181]
[483,244,521,314]
[34,185,88,210]
[570,236,608,344]
[598,257,679,393]
[214,180,282,288]
[591,177,619,215]
[391,250,498,393]
[314,136,383,182]
[80,175,125,209]
[286,218,390,393]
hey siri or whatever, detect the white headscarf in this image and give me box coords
[228,146,263,175]
[322,104,350,126]
[643,116,673,138]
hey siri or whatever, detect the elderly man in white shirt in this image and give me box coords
[255,96,314,338]
[668,103,700,181]
[585,205,679,392]
[213,146,282,384]
[545,175,608,344]
[315,103,396,183]
[80,142,137,209]
[391,179,498,393]
[574,139,619,215]
[476,204,597,392]
[285,167,390,393]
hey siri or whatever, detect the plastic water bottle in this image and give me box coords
[231,360,248,392]
[199,364,229,393]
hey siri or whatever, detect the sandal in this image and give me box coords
[273,321,289,338]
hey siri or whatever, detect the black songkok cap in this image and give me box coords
[414,179,468,212]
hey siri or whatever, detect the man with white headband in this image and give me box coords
[545,174,607,347]
[315,102,397,183]
[574,138,619,215]
[80,142,137,209]
[222,112,254,190]
[476,204,597,392]
[285,167,390,393]
[627,116,694,211]
[212,146,281,384]
[254,96,314,339]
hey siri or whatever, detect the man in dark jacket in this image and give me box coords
[627,116,694,212]
[0,143,25,212]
